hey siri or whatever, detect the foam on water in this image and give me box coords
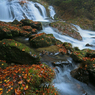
[39,26,95,50]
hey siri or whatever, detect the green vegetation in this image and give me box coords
[43,0,95,20]
[29,33,62,48]
[39,0,95,30]
[0,63,58,95]
[50,21,82,40]
[0,39,40,64]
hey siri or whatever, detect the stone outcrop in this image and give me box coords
[0,39,40,64]
[50,21,82,40]
[0,19,42,39]
[20,19,42,30]
[29,33,62,48]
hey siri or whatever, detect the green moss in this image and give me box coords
[0,61,8,69]
[29,33,62,48]
[50,21,82,40]
[21,19,42,30]
[36,45,60,53]
[67,17,95,31]
[0,39,40,64]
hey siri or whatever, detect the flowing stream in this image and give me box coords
[0,0,95,95]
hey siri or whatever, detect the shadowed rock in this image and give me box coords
[0,39,40,64]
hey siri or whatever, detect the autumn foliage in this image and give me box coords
[0,64,58,95]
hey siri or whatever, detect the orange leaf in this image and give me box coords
[15,43,17,46]
[18,80,23,84]
[3,42,6,44]
[15,88,21,95]
[22,49,25,51]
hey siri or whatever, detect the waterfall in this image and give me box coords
[0,0,13,21]
[48,6,56,19]
[0,0,48,22]
[34,2,47,19]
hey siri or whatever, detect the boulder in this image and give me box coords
[0,39,40,64]
[22,26,32,31]
[82,49,95,58]
[0,21,20,39]
[52,61,71,67]
[62,42,73,52]
[29,33,62,48]
[70,68,89,84]
[19,30,32,37]
[20,19,42,30]
[0,19,42,39]
[88,69,95,86]
[50,21,82,40]
[70,50,84,62]
[85,43,93,47]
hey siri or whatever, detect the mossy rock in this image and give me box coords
[88,69,95,86]
[70,48,95,85]
[21,26,37,35]
[71,50,84,62]
[0,39,40,64]
[67,17,95,31]
[73,47,80,51]
[11,19,20,25]
[82,49,95,58]
[36,45,60,53]
[29,33,62,48]
[0,21,20,39]
[71,61,95,86]
[0,20,42,39]
[31,28,37,34]
[50,21,82,40]
[62,42,73,51]
[22,26,32,31]
[20,19,42,30]
[70,68,89,84]
[19,30,32,37]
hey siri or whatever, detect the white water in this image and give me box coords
[48,6,56,19]
[0,0,13,21]
[0,0,48,21]
[0,0,95,95]
[39,26,95,50]
[53,62,95,95]
[35,2,47,19]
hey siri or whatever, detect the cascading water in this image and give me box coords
[39,26,95,50]
[0,0,48,21]
[0,0,13,22]
[48,6,56,19]
[0,0,95,95]
[52,58,95,95]
[34,2,47,19]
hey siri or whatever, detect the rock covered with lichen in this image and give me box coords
[70,48,95,85]
[0,39,40,64]
[20,19,42,30]
[50,21,82,40]
[0,21,20,39]
[29,33,62,48]
[0,19,42,39]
